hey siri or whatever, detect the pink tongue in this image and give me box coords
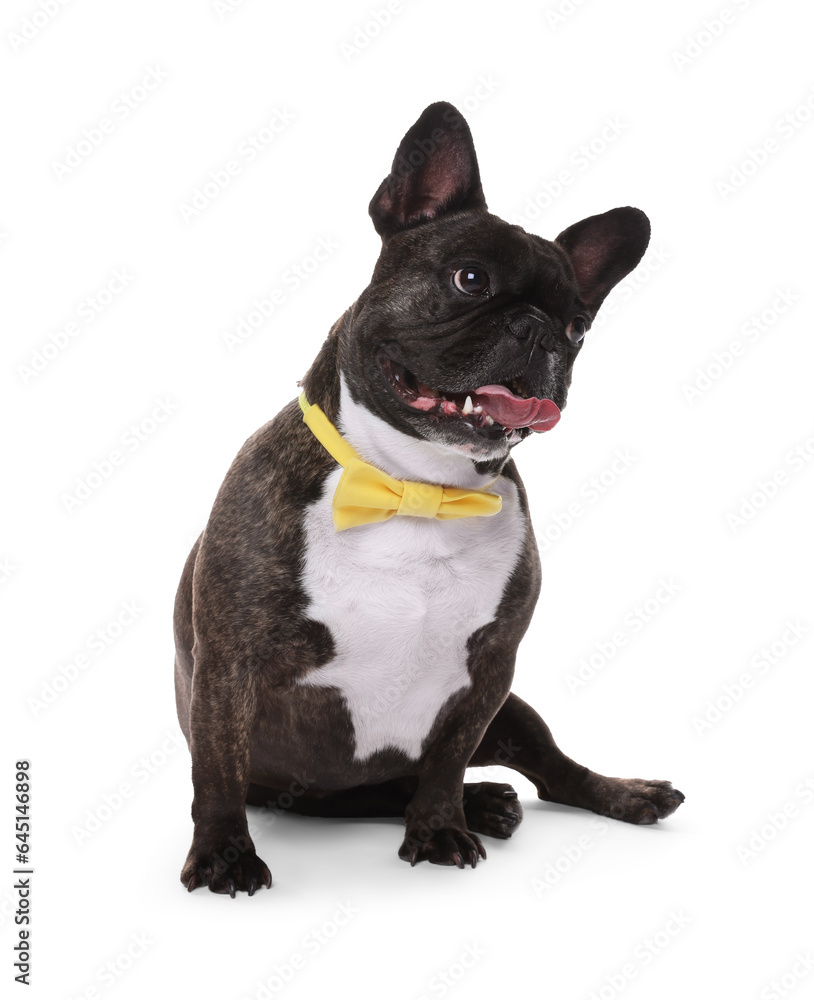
[472,384,561,432]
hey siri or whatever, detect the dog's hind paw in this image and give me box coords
[463,781,523,839]
[583,777,685,825]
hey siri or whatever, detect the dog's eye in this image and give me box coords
[453,267,490,296]
[566,317,588,344]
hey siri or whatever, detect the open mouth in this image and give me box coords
[380,356,561,438]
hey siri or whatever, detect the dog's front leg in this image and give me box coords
[399,669,511,869]
[180,663,271,896]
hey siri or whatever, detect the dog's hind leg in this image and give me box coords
[246,777,523,838]
[469,693,684,825]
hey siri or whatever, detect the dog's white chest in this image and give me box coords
[298,469,524,761]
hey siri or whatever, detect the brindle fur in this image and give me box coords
[174,103,683,895]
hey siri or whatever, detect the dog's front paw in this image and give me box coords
[181,843,272,897]
[584,777,685,825]
[399,825,487,868]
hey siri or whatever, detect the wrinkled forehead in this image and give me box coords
[380,213,575,287]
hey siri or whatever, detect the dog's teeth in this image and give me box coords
[483,414,494,426]
[462,395,474,415]
[472,405,483,414]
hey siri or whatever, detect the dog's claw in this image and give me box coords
[463,782,523,840]
[181,846,270,896]
[400,825,487,868]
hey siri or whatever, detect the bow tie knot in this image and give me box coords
[299,393,502,531]
[398,479,444,517]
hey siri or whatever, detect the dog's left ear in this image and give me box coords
[556,207,650,315]
[369,102,487,241]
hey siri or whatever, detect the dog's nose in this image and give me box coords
[508,315,540,341]
[509,314,555,353]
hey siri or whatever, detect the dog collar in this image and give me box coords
[298,392,502,531]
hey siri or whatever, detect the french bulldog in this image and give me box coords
[174,101,684,896]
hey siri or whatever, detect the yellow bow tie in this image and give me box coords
[299,392,502,531]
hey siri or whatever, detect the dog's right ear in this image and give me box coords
[369,102,488,242]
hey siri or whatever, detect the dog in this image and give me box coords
[174,102,684,896]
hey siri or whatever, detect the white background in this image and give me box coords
[3,0,813,997]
